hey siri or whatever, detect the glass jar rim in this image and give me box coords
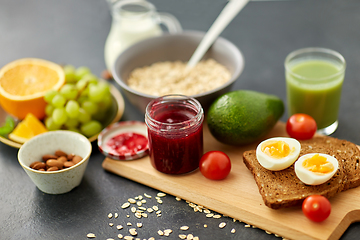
[284,47,346,82]
[145,94,204,130]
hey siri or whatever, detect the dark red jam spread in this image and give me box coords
[106,132,148,156]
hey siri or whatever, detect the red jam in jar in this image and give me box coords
[145,95,204,174]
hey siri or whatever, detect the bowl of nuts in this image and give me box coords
[18,130,92,194]
[112,30,244,113]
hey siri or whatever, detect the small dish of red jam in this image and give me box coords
[98,121,149,160]
[145,94,204,174]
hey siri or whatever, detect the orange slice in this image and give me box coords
[0,58,65,120]
[8,113,48,143]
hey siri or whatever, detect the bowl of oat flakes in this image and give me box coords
[112,30,244,112]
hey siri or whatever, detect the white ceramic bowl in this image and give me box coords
[18,130,92,194]
[112,30,244,112]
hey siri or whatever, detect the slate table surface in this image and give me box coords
[0,0,359,239]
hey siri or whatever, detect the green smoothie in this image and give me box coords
[286,59,344,129]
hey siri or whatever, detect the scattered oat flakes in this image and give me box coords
[127,222,132,226]
[157,199,163,204]
[231,228,236,233]
[265,230,272,234]
[136,201,142,207]
[108,213,113,219]
[118,233,123,239]
[157,213,162,217]
[124,236,134,240]
[136,223,143,228]
[176,197,181,201]
[179,234,187,239]
[131,207,137,213]
[148,238,155,240]
[144,193,152,198]
[109,223,114,227]
[141,199,146,204]
[203,224,207,228]
[232,218,236,222]
[157,192,166,197]
[129,228,137,236]
[213,214,221,219]
[206,213,214,218]
[219,222,226,228]
[107,238,114,240]
[115,213,119,218]
[186,234,194,240]
[180,226,189,231]
[126,215,130,218]
[135,212,142,218]
[203,209,210,214]
[152,206,159,211]
[164,229,173,236]
[156,210,161,215]
[158,230,164,236]
[245,224,251,228]
[147,208,153,213]
[117,225,123,230]
[128,198,136,204]
[193,237,199,240]
[138,206,147,211]
[87,233,96,238]
[122,202,131,209]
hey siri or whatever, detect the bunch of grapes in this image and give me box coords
[44,65,112,137]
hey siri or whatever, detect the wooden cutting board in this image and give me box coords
[102,122,360,240]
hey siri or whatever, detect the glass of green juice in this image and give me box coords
[285,48,346,135]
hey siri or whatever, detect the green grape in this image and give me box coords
[81,73,98,84]
[45,117,62,131]
[75,66,91,81]
[99,92,113,110]
[79,86,89,97]
[77,96,88,105]
[51,94,66,108]
[65,100,80,118]
[78,108,91,124]
[60,84,78,100]
[64,65,77,83]
[44,90,58,103]
[76,78,89,91]
[64,117,79,128]
[80,120,102,137]
[88,83,109,103]
[0,116,15,136]
[81,100,98,115]
[52,108,68,125]
[45,104,55,116]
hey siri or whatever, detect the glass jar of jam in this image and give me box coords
[145,95,204,174]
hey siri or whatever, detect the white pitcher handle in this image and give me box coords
[158,13,183,33]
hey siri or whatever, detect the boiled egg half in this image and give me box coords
[294,153,338,185]
[256,137,301,171]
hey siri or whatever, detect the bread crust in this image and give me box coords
[243,136,353,209]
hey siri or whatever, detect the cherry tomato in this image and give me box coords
[199,151,231,180]
[302,195,331,222]
[286,113,317,140]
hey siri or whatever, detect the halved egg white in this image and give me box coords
[256,137,301,171]
[294,153,339,185]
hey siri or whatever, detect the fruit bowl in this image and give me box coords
[0,84,125,148]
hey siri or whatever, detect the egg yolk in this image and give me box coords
[262,141,291,159]
[302,154,334,174]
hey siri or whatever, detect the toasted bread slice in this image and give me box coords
[301,136,360,190]
[243,144,346,209]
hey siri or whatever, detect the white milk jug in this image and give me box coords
[104,0,182,71]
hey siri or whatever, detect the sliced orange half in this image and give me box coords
[8,113,48,143]
[0,58,65,120]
